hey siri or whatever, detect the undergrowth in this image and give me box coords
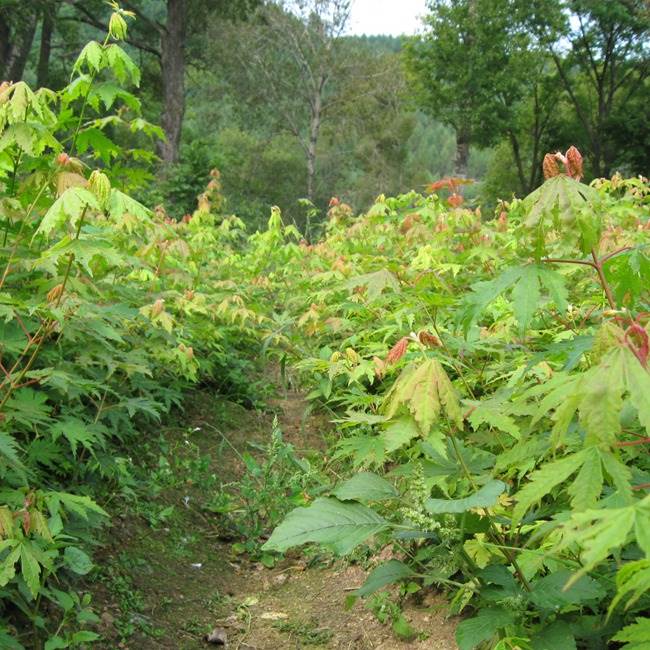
[0,5,649,650]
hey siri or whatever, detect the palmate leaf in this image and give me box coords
[426,480,506,514]
[36,187,99,237]
[104,44,140,86]
[612,618,650,650]
[262,497,388,555]
[50,418,104,457]
[0,432,24,472]
[525,346,650,448]
[381,415,420,452]
[382,359,462,446]
[609,559,650,614]
[108,188,151,222]
[555,494,650,583]
[512,446,632,525]
[522,174,601,256]
[459,265,567,333]
[345,269,400,301]
[73,41,104,75]
[604,248,650,307]
[20,541,41,599]
[467,398,520,439]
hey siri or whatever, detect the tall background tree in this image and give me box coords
[406,0,650,195]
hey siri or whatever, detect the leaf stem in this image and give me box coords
[590,248,617,310]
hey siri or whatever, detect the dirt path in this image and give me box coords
[90,386,459,649]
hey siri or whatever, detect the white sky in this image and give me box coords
[347,0,427,36]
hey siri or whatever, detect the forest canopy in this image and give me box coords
[1,0,647,228]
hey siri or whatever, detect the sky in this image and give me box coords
[347,0,427,36]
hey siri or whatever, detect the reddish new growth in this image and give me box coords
[386,336,409,365]
[543,146,584,181]
[418,330,441,348]
[56,152,71,167]
[426,177,474,208]
[625,322,649,368]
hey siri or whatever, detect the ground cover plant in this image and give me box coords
[0,9,273,648]
[261,157,650,648]
[0,3,649,650]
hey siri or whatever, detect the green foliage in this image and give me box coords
[0,10,273,646]
[263,168,650,647]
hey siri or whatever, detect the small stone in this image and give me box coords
[205,627,228,645]
[272,573,288,587]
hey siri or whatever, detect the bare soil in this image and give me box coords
[89,385,459,649]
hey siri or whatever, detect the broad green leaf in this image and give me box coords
[64,546,93,575]
[623,349,650,434]
[579,350,624,444]
[512,451,587,525]
[609,559,650,614]
[109,188,151,222]
[382,359,462,433]
[51,492,108,519]
[426,480,506,514]
[0,544,20,587]
[468,400,520,439]
[455,608,517,650]
[381,415,420,452]
[556,496,650,582]
[459,266,520,332]
[566,447,603,511]
[0,432,24,472]
[20,543,41,599]
[528,569,605,611]
[611,618,650,650]
[333,472,398,502]
[36,187,99,237]
[522,175,601,256]
[346,269,400,301]
[532,621,577,650]
[262,497,388,555]
[73,41,104,74]
[512,265,541,332]
[104,44,140,85]
[356,560,415,597]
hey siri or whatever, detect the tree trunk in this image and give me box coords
[0,11,38,82]
[37,4,56,88]
[508,130,529,195]
[158,0,186,164]
[306,80,324,202]
[454,128,470,178]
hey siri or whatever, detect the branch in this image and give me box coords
[66,4,161,58]
[541,257,596,268]
[120,0,165,35]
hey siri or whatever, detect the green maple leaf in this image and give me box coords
[612,618,650,650]
[521,174,601,256]
[460,264,567,333]
[511,446,631,525]
[555,494,650,584]
[382,359,463,447]
[346,269,400,301]
[36,187,99,237]
[73,41,105,75]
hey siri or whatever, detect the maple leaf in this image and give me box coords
[382,359,463,448]
[346,269,400,301]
